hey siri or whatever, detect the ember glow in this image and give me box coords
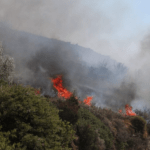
[50,75,93,106]
[119,104,136,116]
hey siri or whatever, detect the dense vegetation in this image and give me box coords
[0,79,149,150]
[0,79,75,150]
[63,97,149,150]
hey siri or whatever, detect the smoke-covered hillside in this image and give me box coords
[0,23,128,109]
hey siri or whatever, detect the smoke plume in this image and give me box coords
[0,23,131,110]
[0,0,148,111]
[0,0,129,59]
[128,33,150,110]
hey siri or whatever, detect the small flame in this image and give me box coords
[83,96,93,106]
[35,89,40,95]
[118,109,122,113]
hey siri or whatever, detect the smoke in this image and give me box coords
[102,80,137,111]
[0,0,129,57]
[0,23,130,109]
[0,0,149,110]
[128,33,150,110]
[0,22,146,111]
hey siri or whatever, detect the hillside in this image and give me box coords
[0,44,149,149]
[0,25,148,150]
[0,79,149,150]
[0,24,127,109]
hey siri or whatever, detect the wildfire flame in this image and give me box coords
[51,75,72,99]
[83,96,93,106]
[118,104,136,116]
[125,104,136,116]
[50,75,93,106]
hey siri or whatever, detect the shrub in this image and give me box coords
[83,104,149,150]
[126,136,148,150]
[0,130,16,150]
[0,79,75,150]
[53,94,80,125]
[76,107,113,150]
[135,108,150,136]
[130,116,147,138]
[116,141,128,150]
[134,108,150,121]
[113,119,130,144]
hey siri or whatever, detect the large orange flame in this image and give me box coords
[125,104,136,116]
[118,104,136,116]
[51,75,72,99]
[83,96,93,106]
[50,75,93,106]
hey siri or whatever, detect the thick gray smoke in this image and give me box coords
[103,81,137,110]
[0,0,129,60]
[0,23,133,110]
[0,0,142,111]
[128,33,150,110]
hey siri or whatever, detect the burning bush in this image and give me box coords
[0,79,75,150]
[118,104,137,117]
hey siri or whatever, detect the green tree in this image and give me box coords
[0,79,75,150]
[76,107,113,150]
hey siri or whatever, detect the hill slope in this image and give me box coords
[0,24,127,109]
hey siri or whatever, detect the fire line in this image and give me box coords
[50,75,93,106]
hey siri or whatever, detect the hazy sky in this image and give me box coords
[0,0,150,68]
